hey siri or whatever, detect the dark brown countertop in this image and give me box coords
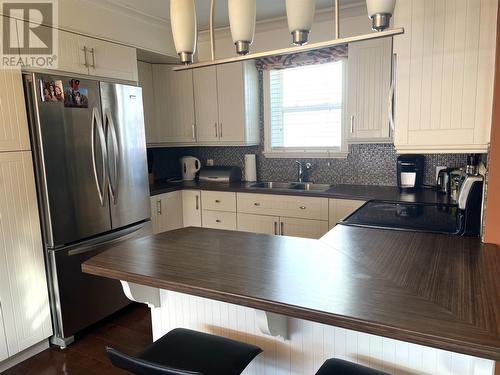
[83,226,500,360]
[150,181,455,205]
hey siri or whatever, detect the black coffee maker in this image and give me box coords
[397,155,425,191]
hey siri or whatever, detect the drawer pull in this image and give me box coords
[299,206,306,210]
[274,221,278,235]
[216,219,221,223]
[215,200,221,203]
[254,202,261,206]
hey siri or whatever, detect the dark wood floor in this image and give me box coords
[4,303,152,375]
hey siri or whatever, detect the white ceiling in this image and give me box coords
[109,0,364,30]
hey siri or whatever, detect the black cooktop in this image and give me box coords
[341,201,461,235]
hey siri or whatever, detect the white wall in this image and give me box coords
[197,4,374,61]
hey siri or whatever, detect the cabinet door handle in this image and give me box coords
[254,202,260,206]
[350,115,355,133]
[83,46,89,68]
[280,222,284,236]
[274,221,278,235]
[192,124,196,140]
[214,122,218,138]
[156,200,162,215]
[215,200,221,203]
[219,123,223,138]
[90,48,96,69]
[299,206,306,210]
[195,195,199,210]
[216,219,221,223]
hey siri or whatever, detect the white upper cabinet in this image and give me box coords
[57,30,89,75]
[138,61,156,144]
[347,38,393,143]
[192,62,259,146]
[193,66,220,143]
[393,0,498,153]
[0,304,8,362]
[0,152,52,356]
[0,69,31,152]
[151,66,196,145]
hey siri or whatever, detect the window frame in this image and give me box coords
[263,59,349,159]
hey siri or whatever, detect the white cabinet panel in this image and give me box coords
[85,36,138,82]
[57,29,88,75]
[201,191,236,212]
[280,217,329,239]
[237,213,280,235]
[0,69,30,152]
[0,152,52,356]
[150,191,183,234]
[329,199,366,229]
[393,0,497,153]
[237,193,329,221]
[347,38,392,142]
[152,66,196,145]
[0,305,8,362]
[193,67,219,143]
[182,190,202,227]
[202,210,237,231]
[138,61,156,144]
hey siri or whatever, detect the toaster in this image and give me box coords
[198,166,242,183]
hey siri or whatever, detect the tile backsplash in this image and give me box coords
[149,144,476,187]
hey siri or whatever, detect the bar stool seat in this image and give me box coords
[316,359,389,375]
[106,328,262,375]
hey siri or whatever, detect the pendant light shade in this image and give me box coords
[286,0,316,46]
[366,0,396,31]
[228,0,256,55]
[170,0,197,64]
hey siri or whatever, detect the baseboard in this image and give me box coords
[0,340,50,373]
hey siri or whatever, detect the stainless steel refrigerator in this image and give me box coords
[23,73,151,348]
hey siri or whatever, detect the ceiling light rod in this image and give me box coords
[210,0,216,60]
[173,27,404,71]
[335,0,339,39]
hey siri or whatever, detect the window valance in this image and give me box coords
[255,44,348,70]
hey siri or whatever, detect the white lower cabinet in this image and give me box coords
[202,211,237,231]
[237,213,280,235]
[150,191,183,234]
[329,199,367,229]
[0,305,8,362]
[237,213,329,239]
[0,152,52,357]
[280,217,329,239]
[182,190,202,227]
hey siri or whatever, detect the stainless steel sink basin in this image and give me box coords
[288,183,332,191]
[249,182,331,192]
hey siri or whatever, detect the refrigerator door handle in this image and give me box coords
[91,107,107,206]
[104,110,119,205]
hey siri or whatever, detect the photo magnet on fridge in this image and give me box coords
[64,79,89,108]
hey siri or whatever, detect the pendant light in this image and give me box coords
[170,0,197,64]
[228,0,256,55]
[366,0,396,31]
[286,0,316,46]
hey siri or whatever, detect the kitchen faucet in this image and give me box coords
[295,161,312,183]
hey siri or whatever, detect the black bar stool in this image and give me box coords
[316,358,389,375]
[106,328,262,375]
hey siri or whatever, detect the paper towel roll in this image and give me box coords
[244,154,257,182]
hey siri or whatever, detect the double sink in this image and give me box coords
[250,182,332,192]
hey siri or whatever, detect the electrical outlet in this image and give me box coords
[436,166,447,182]
[206,159,214,166]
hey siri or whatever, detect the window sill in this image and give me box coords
[263,151,349,159]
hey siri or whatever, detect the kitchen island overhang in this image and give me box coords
[82,226,500,373]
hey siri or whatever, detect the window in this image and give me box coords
[264,60,347,158]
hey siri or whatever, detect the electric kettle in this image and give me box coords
[180,156,201,181]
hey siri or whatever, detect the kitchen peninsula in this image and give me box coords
[83,226,499,374]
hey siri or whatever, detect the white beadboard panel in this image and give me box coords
[393,0,498,152]
[154,290,495,375]
[0,152,52,357]
[0,69,30,152]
